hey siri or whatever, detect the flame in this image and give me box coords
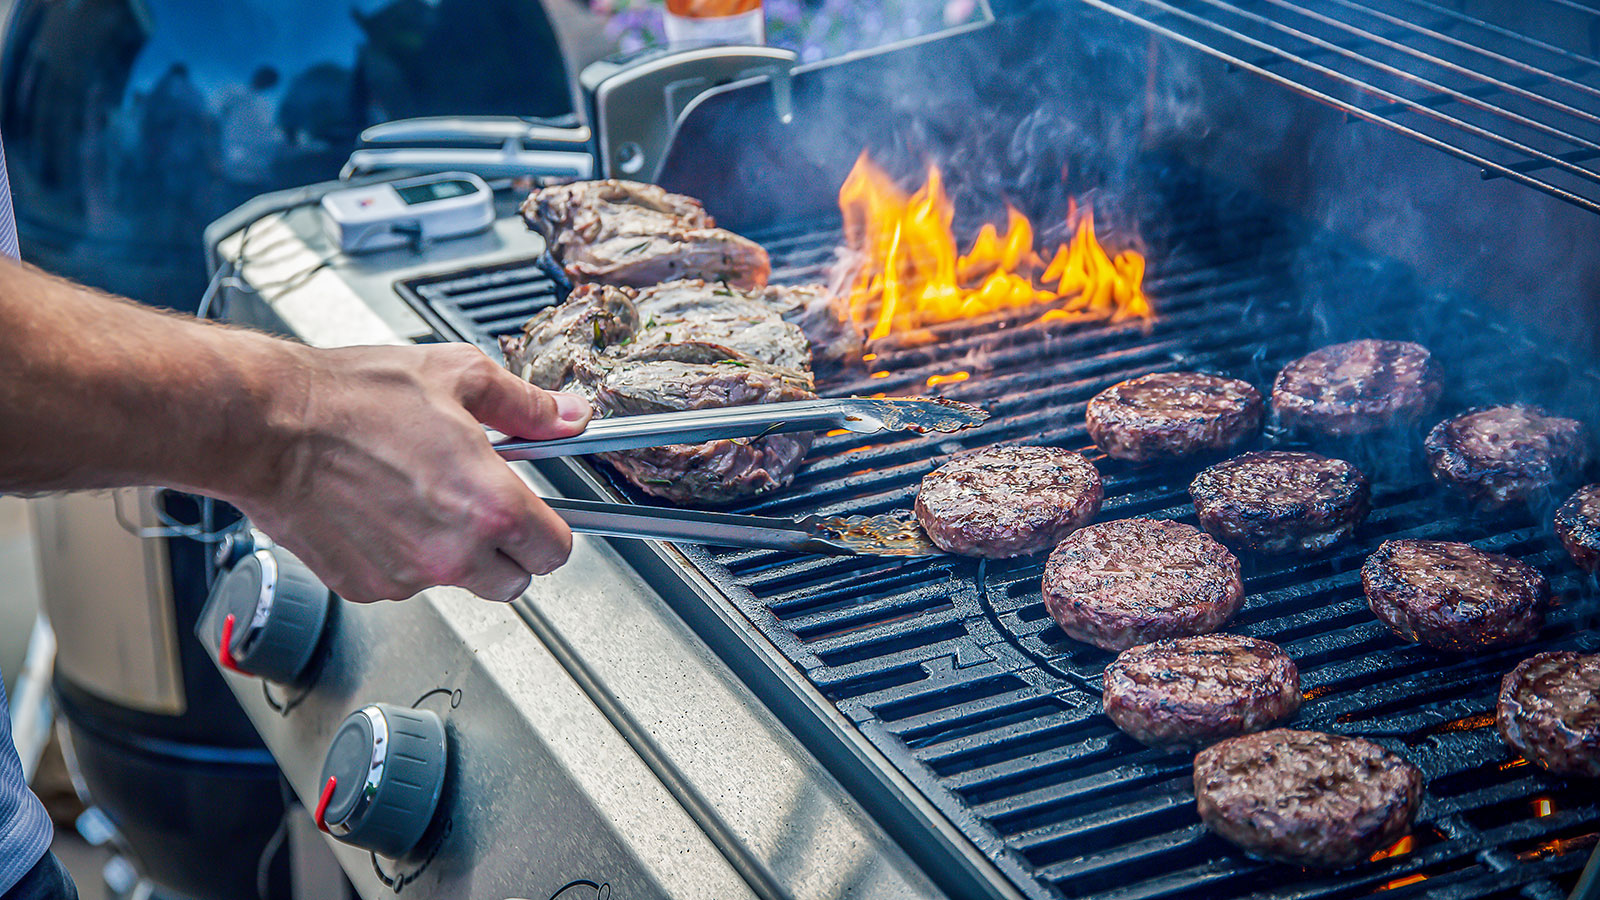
[1378,874,1428,891]
[837,153,1151,342]
[927,371,971,387]
[1534,797,1554,818]
[1370,836,1414,861]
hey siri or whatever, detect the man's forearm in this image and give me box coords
[0,259,305,503]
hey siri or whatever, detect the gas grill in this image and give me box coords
[205,4,1600,900]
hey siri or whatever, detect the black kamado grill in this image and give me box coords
[227,2,1600,898]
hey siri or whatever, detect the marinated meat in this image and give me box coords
[522,180,770,289]
[593,360,816,505]
[1271,340,1441,437]
[1497,651,1600,778]
[744,282,864,368]
[629,281,812,371]
[1194,729,1423,868]
[913,446,1103,559]
[1042,518,1244,651]
[499,284,639,390]
[1190,451,1371,555]
[1103,634,1301,749]
[1425,405,1589,510]
[1554,483,1600,574]
[501,282,820,505]
[1086,372,1263,461]
[1361,539,1549,653]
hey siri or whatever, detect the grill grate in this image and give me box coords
[396,183,1600,900]
[1069,0,1600,215]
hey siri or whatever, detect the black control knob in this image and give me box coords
[315,704,448,859]
[202,544,331,683]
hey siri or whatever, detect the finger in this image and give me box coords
[457,358,591,440]
[455,550,534,603]
[496,493,574,578]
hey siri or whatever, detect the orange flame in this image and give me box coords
[1370,836,1414,861]
[837,152,1151,341]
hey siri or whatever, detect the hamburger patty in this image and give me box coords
[1190,451,1371,555]
[1426,405,1590,510]
[1497,651,1600,778]
[914,447,1103,558]
[1085,372,1263,462]
[1361,539,1549,653]
[1554,483,1600,575]
[1194,729,1423,868]
[1042,518,1244,652]
[1271,340,1441,437]
[1103,634,1301,749]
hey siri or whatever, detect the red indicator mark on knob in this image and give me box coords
[219,614,242,673]
[313,776,337,834]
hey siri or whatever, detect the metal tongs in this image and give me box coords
[494,397,989,556]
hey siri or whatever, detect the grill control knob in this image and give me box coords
[202,543,331,683]
[315,704,448,858]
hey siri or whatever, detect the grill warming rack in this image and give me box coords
[397,178,1600,900]
[1068,0,1600,216]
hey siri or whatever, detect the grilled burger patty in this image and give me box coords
[1497,651,1600,778]
[1085,372,1263,462]
[1042,518,1244,651]
[1103,634,1301,749]
[1271,339,1441,437]
[1426,405,1589,510]
[1361,539,1549,653]
[1190,451,1370,555]
[1194,729,1423,868]
[1555,484,1600,574]
[914,446,1103,558]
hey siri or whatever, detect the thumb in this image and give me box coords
[461,367,592,439]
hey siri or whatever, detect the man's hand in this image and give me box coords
[0,260,590,603]
[238,343,591,603]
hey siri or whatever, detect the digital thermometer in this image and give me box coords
[320,172,495,254]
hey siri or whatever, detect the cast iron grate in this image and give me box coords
[395,183,1600,900]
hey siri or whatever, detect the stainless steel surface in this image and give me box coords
[243,548,279,645]
[210,217,950,899]
[341,147,595,182]
[360,117,593,148]
[492,397,989,460]
[586,46,796,180]
[32,489,185,715]
[546,497,945,556]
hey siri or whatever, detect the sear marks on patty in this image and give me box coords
[1361,539,1549,653]
[1042,518,1244,652]
[1194,729,1424,868]
[594,360,817,505]
[500,284,639,391]
[1190,451,1371,556]
[1497,651,1600,778]
[1555,483,1600,575]
[522,180,771,289]
[1086,372,1263,462]
[1425,405,1590,510]
[1103,634,1301,749]
[914,446,1103,559]
[1271,340,1441,437]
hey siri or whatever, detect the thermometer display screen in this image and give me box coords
[395,179,475,205]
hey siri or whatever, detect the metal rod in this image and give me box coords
[1484,145,1600,179]
[1312,0,1600,104]
[1260,0,1600,121]
[543,497,843,554]
[1385,0,1600,73]
[1176,0,1600,179]
[1072,0,1600,214]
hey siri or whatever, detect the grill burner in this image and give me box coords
[396,174,1600,900]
